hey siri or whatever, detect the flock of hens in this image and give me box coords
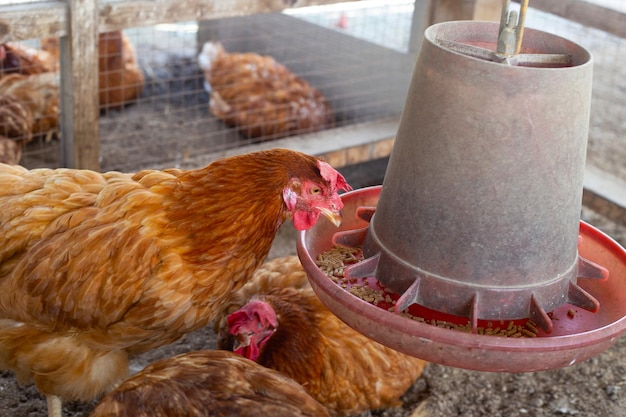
[0,30,427,417]
[0,31,144,165]
[0,32,335,166]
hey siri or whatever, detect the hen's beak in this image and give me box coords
[319,207,343,227]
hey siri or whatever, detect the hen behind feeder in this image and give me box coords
[198,42,335,140]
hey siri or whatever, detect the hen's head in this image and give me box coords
[283,159,352,231]
[228,299,278,362]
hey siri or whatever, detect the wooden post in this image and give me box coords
[60,0,100,170]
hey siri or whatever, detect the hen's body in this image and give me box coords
[0,42,61,148]
[198,42,334,139]
[97,30,144,108]
[0,43,57,76]
[0,30,143,137]
[0,72,60,142]
[216,256,427,417]
[89,350,330,417]
[0,94,33,164]
[0,149,349,416]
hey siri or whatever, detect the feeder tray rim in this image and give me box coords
[296,186,626,370]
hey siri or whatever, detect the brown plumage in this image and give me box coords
[0,94,33,139]
[215,256,427,417]
[0,94,33,164]
[0,149,350,417]
[0,72,60,141]
[88,350,330,417]
[97,30,145,109]
[0,43,58,76]
[0,135,24,165]
[0,30,143,128]
[0,43,60,143]
[198,42,334,140]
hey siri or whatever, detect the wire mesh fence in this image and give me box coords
[7,1,414,171]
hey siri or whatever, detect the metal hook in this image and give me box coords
[497,0,529,56]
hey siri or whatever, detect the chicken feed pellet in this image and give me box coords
[315,246,539,338]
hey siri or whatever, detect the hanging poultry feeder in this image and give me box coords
[297,4,626,372]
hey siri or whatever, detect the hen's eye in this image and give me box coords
[310,187,321,195]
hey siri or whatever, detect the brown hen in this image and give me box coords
[88,350,330,417]
[215,256,428,417]
[0,43,60,144]
[0,94,33,164]
[0,43,58,76]
[0,149,350,417]
[0,31,143,118]
[97,30,145,108]
[0,72,60,141]
[198,41,334,139]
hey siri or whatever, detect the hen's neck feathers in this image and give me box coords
[165,150,321,266]
[256,291,326,384]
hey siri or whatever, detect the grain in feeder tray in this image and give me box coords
[316,246,539,338]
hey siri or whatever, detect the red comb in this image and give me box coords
[317,160,352,192]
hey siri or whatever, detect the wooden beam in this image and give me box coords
[0,0,360,41]
[99,0,361,32]
[0,1,67,42]
[0,0,624,43]
[148,118,401,171]
[61,0,100,169]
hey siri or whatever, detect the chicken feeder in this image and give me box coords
[297,19,626,372]
[345,19,602,333]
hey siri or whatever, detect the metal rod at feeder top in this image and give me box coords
[497,0,529,56]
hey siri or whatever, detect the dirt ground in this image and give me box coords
[1,158,625,417]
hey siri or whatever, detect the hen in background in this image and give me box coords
[0,94,33,164]
[0,43,58,76]
[0,30,143,109]
[0,72,60,143]
[0,31,143,163]
[88,350,330,417]
[215,256,427,417]
[0,40,60,148]
[198,41,335,140]
[0,149,350,417]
